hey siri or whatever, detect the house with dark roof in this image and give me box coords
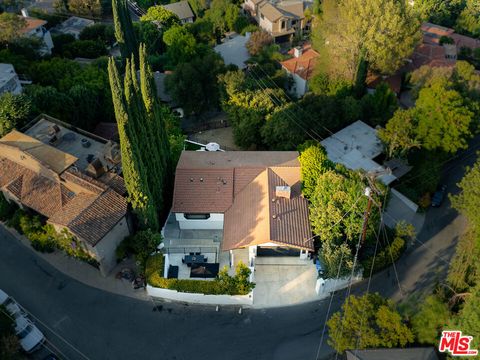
[162,0,194,24]
[163,150,313,281]
[0,115,130,276]
[244,0,312,42]
[52,16,95,39]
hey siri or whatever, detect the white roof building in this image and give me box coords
[0,64,22,95]
[214,32,251,70]
[321,120,397,185]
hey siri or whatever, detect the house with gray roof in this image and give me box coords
[52,16,95,39]
[163,0,195,24]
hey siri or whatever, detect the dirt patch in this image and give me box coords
[189,127,240,151]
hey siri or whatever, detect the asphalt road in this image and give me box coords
[0,142,477,360]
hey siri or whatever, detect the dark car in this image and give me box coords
[431,185,448,207]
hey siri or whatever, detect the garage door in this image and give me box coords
[257,247,300,257]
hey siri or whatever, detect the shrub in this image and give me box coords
[5,209,26,233]
[146,254,255,295]
[0,194,16,222]
[362,236,405,274]
[116,229,162,266]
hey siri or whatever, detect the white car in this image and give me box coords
[0,289,45,353]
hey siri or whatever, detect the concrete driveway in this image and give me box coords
[253,257,319,308]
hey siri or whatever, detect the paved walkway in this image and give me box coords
[1,223,148,301]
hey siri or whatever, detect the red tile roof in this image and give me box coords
[281,44,319,81]
[0,132,127,247]
[173,151,313,251]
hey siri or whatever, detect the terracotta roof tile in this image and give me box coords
[67,189,127,246]
[281,46,319,81]
[19,17,47,34]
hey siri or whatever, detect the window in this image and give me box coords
[261,13,265,20]
[184,213,211,220]
[281,20,286,29]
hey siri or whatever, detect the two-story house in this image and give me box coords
[280,43,319,97]
[244,0,312,42]
[18,9,54,55]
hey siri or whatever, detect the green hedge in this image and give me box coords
[146,254,254,295]
[362,237,405,274]
[0,194,17,222]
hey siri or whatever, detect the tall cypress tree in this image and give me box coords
[108,58,159,230]
[112,0,138,60]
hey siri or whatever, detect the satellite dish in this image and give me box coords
[206,142,220,152]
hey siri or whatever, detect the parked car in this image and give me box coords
[431,184,448,207]
[0,289,45,353]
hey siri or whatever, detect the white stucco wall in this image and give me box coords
[292,73,308,97]
[315,273,363,299]
[91,216,130,276]
[259,16,273,33]
[175,213,224,230]
[147,285,253,305]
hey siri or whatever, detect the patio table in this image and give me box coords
[184,254,206,265]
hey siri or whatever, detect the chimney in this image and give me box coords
[21,8,29,18]
[275,186,291,199]
[293,46,303,58]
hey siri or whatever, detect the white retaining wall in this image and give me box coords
[146,285,253,306]
[315,274,363,300]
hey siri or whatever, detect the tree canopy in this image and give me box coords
[0,93,31,137]
[327,293,414,353]
[0,12,26,44]
[140,6,181,28]
[313,0,421,81]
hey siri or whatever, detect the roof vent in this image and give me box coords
[275,186,291,199]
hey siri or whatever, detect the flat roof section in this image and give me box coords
[24,117,118,172]
[0,130,77,174]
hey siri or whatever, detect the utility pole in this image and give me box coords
[360,186,373,248]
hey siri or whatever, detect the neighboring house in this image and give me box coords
[163,151,313,281]
[346,347,439,360]
[52,16,94,39]
[18,9,54,55]
[0,115,129,276]
[214,32,251,70]
[321,120,400,185]
[244,0,312,42]
[366,72,402,97]
[27,0,56,14]
[280,43,319,97]
[163,0,195,24]
[0,63,22,95]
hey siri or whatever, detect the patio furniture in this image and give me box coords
[184,254,206,265]
[195,252,201,256]
[203,257,208,263]
[190,263,220,279]
[189,252,194,255]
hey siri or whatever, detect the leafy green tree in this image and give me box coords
[112,0,138,60]
[298,144,334,199]
[246,30,273,56]
[188,0,209,16]
[378,108,421,158]
[62,39,108,59]
[162,25,198,66]
[411,295,451,344]
[361,82,398,127]
[327,293,414,353]
[455,0,480,37]
[140,6,180,28]
[224,88,283,149]
[204,0,238,34]
[25,85,74,121]
[67,0,102,17]
[447,230,480,292]
[0,93,31,137]
[449,284,480,352]
[165,51,226,114]
[80,23,115,45]
[187,17,216,44]
[0,12,26,44]
[415,78,474,153]
[309,170,378,245]
[313,0,420,80]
